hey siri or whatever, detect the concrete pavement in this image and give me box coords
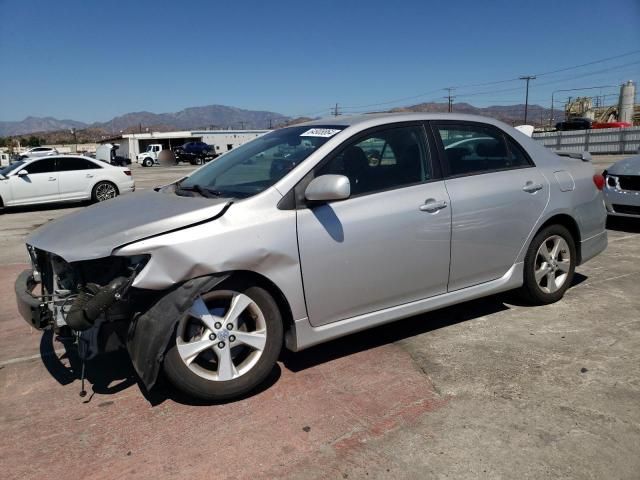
[0,159,639,479]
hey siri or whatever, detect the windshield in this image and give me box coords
[179,125,344,198]
[0,160,25,176]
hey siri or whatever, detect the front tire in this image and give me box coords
[520,224,576,305]
[143,158,154,167]
[163,282,283,401]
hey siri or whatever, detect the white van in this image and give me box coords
[96,143,129,166]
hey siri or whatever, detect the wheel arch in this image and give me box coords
[535,213,582,264]
[92,179,119,197]
[127,269,295,390]
[224,270,295,344]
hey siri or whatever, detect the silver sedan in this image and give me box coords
[16,113,608,401]
[603,154,640,218]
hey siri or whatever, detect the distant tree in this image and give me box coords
[26,136,41,147]
[0,137,7,148]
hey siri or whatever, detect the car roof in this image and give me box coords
[298,112,517,131]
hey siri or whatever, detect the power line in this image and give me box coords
[453,60,640,100]
[533,49,640,77]
[290,50,640,118]
[340,88,445,110]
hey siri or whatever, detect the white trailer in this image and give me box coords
[197,130,269,155]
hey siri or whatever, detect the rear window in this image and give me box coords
[434,123,531,176]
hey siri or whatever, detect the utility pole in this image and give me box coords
[70,128,77,153]
[332,103,340,116]
[444,87,455,112]
[519,76,536,124]
[268,118,273,129]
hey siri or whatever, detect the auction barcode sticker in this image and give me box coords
[300,128,341,137]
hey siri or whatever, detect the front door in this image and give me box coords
[57,157,101,200]
[431,121,549,291]
[8,157,59,205]
[296,124,452,327]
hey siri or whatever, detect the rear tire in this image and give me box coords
[91,181,119,202]
[519,224,576,305]
[163,281,283,401]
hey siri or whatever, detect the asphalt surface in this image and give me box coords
[0,158,639,479]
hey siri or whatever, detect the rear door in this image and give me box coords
[8,158,59,205]
[296,123,452,327]
[430,121,549,291]
[57,157,103,200]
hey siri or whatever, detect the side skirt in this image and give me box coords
[286,263,524,351]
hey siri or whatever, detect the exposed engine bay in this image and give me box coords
[26,246,150,360]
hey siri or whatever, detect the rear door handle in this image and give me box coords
[86,174,94,178]
[523,182,543,193]
[48,177,56,181]
[419,199,448,212]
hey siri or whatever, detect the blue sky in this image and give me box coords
[0,0,638,122]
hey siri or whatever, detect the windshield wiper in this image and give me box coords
[177,184,222,198]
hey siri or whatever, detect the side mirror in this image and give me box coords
[17,170,29,176]
[580,152,592,162]
[305,174,350,202]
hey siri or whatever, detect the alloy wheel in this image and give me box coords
[95,183,117,201]
[534,235,571,294]
[176,290,267,382]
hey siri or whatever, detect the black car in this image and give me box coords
[555,118,592,131]
[175,141,214,155]
[174,141,216,165]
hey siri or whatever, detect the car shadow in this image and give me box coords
[40,328,281,406]
[38,279,589,405]
[607,216,640,233]
[3,201,90,214]
[40,330,139,400]
[282,292,516,373]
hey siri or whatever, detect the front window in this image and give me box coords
[315,125,430,196]
[178,125,344,199]
[0,160,25,176]
[21,158,57,174]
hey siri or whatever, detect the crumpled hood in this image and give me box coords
[27,190,231,262]
[607,155,640,175]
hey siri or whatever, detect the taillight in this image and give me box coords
[124,170,132,176]
[593,174,604,190]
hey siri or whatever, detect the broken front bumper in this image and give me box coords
[14,269,51,329]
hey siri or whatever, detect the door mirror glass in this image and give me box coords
[17,169,29,176]
[305,174,350,202]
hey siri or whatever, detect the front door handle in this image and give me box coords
[419,199,448,213]
[48,177,56,181]
[523,181,543,193]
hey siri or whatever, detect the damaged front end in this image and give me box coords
[16,246,151,360]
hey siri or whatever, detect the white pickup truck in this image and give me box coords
[136,144,164,167]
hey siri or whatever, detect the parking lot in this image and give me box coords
[1,159,639,479]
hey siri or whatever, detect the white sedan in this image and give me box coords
[19,146,58,158]
[0,155,134,209]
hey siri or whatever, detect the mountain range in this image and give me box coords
[1,102,561,139]
[0,105,288,137]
